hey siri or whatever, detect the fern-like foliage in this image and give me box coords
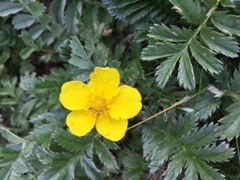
[102,0,177,24]
[141,0,240,90]
[142,114,234,179]
[218,99,240,140]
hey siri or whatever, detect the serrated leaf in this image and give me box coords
[0,52,9,64]
[168,114,196,137]
[53,129,94,154]
[20,47,36,60]
[38,154,78,180]
[190,39,223,74]
[0,146,19,159]
[94,139,118,172]
[142,128,175,173]
[79,156,101,179]
[178,49,195,89]
[218,100,240,140]
[69,36,94,69]
[163,153,185,179]
[193,92,221,120]
[148,24,194,42]
[28,2,45,18]
[64,2,81,34]
[12,14,35,30]
[0,25,17,46]
[103,0,176,24]
[21,140,37,158]
[230,69,240,92]
[83,5,98,29]
[141,43,184,61]
[155,54,179,88]
[0,125,24,144]
[0,165,11,180]
[189,158,225,180]
[122,153,145,180]
[179,123,218,148]
[202,0,218,6]
[170,0,204,24]
[50,0,67,23]
[0,2,23,17]
[28,25,44,39]
[201,27,239,58]
[220,0,236,8]
[29,124,54,148]
[191,142,234,163]
[211,11,240,36]
[51,24,63,37]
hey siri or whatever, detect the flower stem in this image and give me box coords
[127,89,207,130]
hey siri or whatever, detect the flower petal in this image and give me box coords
[88,67,120,100]
[96,113,128,141]
[108,85,142,119]
[59,81,90,111]
[66,110,96,136]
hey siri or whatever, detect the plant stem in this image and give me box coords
[128,89,206,130]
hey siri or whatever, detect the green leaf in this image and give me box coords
[142,126,175,173]
[69,36,94,70]
[170,0,204,24]
[29,124,54,148]
[28,25,44,39]
[219,0,236,8]
[50,0,67,23]
[193,91,221,120]
[230,69,240,92]
[148,24,194,42]
[218,99,240,140]
[178,49,195,89]
[202,0,218,6]
[64,2,81,34]
[83,5,98,29]
[21,139,37,158]
[0,165,11,180]
[0,52,9,64]
[0,125,24,144]
[179,123,218,148]
[0,25,17,46]
[163,153,186,179]
[211,11,240,36]
[79,156,102,179]
[51,24,64,37]
[200,27,239,58]
[186,157,225,180]
[38,154,79,180]
[141,43,184,61]
[94,139,118,172]
[155,54,179,88]
[12,14,35,30]
[122,153,146,180]
[142,114,231,179]
[190,39,223,74]
[0,146,19,159]
[53,129,94,154]
[191,143,234,163]
[28,2,45,18]
[20,47,36,60]
[0,2,23,17]
[102,0,176,24]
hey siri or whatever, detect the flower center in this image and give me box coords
[87,97,106,116]
[92,98,105,112]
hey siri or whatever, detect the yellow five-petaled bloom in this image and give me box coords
[59,67,142,141]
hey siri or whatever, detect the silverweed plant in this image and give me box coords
[0,0,240,179]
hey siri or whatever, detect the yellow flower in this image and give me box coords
[59,67,142,141]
